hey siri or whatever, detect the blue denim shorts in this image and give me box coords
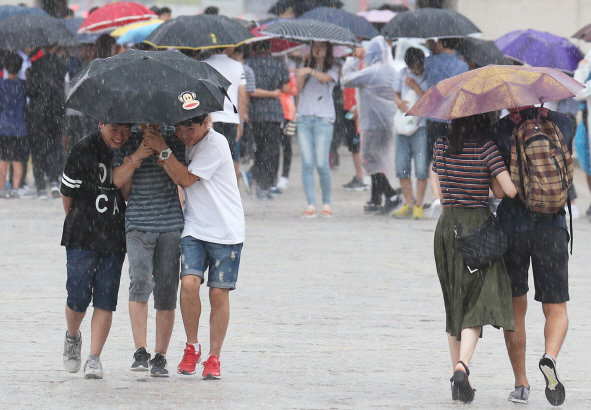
[180,236,242,290]
[66,248,125,313]
[395,127,429,179]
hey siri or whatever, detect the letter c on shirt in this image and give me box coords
[96,194,108,213]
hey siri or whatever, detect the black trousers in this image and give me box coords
[28,113,62,192]
[281,130,292,179]
[250,121,281,190]
[371,173,396,205]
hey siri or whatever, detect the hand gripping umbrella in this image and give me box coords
[381,7,481,40]
[299,7,378,40]
[144,15,255,50]
[407,65,584,120]
[65,50,232,125]
[0,14,77,50]
[259,19,359,47]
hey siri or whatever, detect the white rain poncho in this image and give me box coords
[342,35,397,176]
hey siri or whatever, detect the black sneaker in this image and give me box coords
[539,353,565,406]
[150,353,169,377]
[131,347,151,372]
[364,201,380,213]
[378,196,402,215]
[342,176,367,191]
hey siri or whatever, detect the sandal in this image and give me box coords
[450,376,459,401]
[453,361,475,403]
[302,205,317,218]
[321,204,333,217]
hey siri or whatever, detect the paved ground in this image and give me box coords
[1,146,590,409]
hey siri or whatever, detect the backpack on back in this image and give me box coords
[508,108,574,214]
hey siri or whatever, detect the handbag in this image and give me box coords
[394,88,420,136]
[442,154,508,272]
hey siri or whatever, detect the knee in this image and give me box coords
[181,276,201,296]
[209,288,229,306]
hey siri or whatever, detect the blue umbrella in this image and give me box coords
[299,7,377,40]
[60,17,99,44]
[116,21,163,44]
[0,5,49,22]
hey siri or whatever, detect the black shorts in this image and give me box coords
[0,135,28,162]
[342,117,359,154]
[212,122,239,162]
[503,229,569,303]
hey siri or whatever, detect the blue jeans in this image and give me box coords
[395,127,429,179]
[297,116,334,206]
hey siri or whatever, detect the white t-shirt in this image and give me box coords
[182,128,245,244]
[204,54,246,124]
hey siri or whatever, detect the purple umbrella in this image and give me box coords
[495,29,583,72]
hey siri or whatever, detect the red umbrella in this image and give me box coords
[250,23,301,55]
[78,2,156,34]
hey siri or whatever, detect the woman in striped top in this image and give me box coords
[430,113,517,403]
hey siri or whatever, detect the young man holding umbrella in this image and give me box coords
[143,113,244,380]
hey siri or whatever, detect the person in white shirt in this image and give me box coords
[143,113,245,380]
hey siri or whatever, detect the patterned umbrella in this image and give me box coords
[260,19,359,47]
[78,2,156,34]
[407,65,584,120]
[110,19,163,38]
[299,7,378,40]
[0,14,77,50]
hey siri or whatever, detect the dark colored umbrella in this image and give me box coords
[0,14,77,50]
[458,38,512,68]
[268,0,343,17]
[572,24,591,42]
[381,7,481,40]
[260,19,359,47]
[144,15,254,50]
[495,29,583,73]
[299,7,378,40]
[65,49,231,124]
[60,17,100,44]
[0,5,49,22]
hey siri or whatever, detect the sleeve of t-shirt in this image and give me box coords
[327,65,339,83]
[483,141,508,177]
[431,139,440,173]
[244,65,256,93]
[238,63,247,86]
[280,62,290,86]
[60,146,85,198]
[186,143,224,181]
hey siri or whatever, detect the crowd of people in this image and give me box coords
[0,3,582,407]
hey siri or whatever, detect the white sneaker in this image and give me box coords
[84,355,103,379]
[63,331,82,373]
[277,176,288,190]
[16,187,36,199]
[426,198,442,220]
[363,175,371,186]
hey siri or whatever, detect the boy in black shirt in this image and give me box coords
[60,123,133,379]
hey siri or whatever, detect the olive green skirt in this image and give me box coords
[434,207,514,340]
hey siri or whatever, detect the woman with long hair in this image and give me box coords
[295,41,339,217]
[430,113,517,403]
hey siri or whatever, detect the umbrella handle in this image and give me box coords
[219,86,238,113]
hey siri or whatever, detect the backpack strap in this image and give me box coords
[567,196,573,255]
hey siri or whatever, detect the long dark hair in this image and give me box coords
[446,113,492,155]
[305,41,335,72]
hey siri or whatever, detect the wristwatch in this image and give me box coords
[159,148,172,161]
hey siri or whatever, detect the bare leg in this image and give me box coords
[416,178,428,207]
[180,275,201,343]
[447,333,461,373]
[456,327,481,370]
[155,309,175,354]
[0,161,8,189]
[129,301,148,349]
[89,308,113,356]
[587,175,591,192]
[504,295,529,387]
[399,178,414,205]
[352,152,363,180]
[542,302,568,360]
[65,305,85,338]
[209,288,230,357]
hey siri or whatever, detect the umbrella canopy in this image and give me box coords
[78,2,157,34]
[268,0,343,17]
[407,65,584,120]
[65,49,231,124]
[572,23,591,42]
[260,19,359,47]
[0,14,77,50]
[115,21,163,44]
[249,22,302,55]
[357,9,397,24]
[458,38,512,68]
[144,15,254,50]
[0,5,49,22]
[381,7,481,40]
[110,19,163,37]
[299,7,378,40]
[495,29,583,73]
[60,17,99,44]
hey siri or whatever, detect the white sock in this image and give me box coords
[189,343,200,352]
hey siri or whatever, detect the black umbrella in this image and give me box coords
[381,7,481,40]
[268,0,344,17]
[144,15,254,50]
[0,14,77,50]
[260,19,359,47]
[65,50,231,125]
[458,37,512,67]
[299,7,378,40]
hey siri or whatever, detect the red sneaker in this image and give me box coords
[202,355,221,380]
[177,343,201,375]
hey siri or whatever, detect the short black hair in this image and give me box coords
[404,47,424,68]
[112,123,134,128]
[251,39,272,53]
[440,38,460,49]
[175,114,208,127]
[204,6,219,15]
[96,34,116,59]
[158,6,171,14]
[4,52,23,75]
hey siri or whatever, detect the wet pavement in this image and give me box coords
[1,147,590,409]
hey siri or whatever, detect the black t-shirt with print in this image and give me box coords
[60,132,126,254]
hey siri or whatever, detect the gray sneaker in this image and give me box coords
[84,355,103,379]
[131,347,151,372]
[342,176,368,191]
[63,331,82,373]
[508,385,530,404]
[149,353,169,377]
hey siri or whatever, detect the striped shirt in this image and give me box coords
[296,64,339,123]
[432,138,507,208]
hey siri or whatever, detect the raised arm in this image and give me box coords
[112,142,154,188]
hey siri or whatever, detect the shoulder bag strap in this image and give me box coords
[442,153,460,238]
